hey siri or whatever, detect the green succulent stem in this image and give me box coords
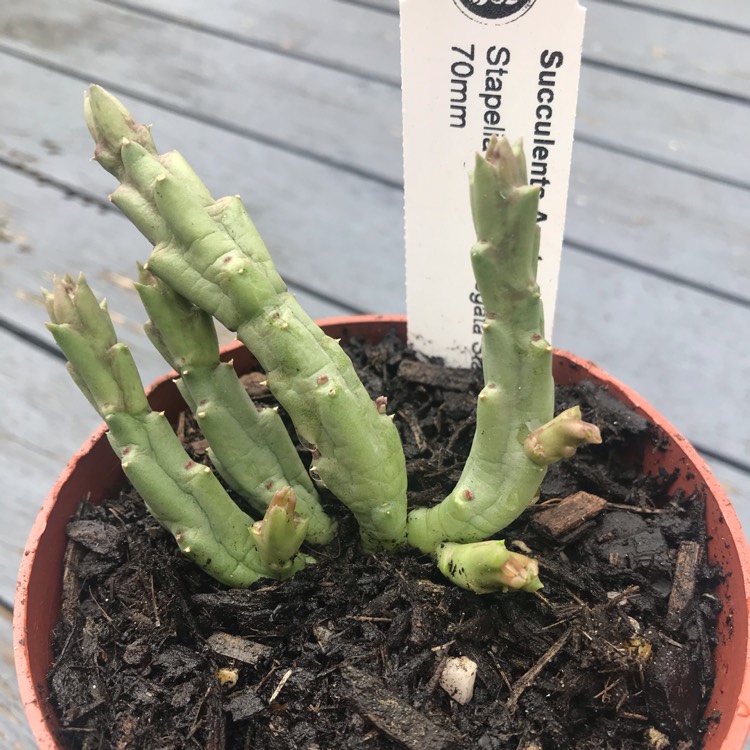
[45,275,307,587]
[135,271,336,544]
[407,137,601,555]
[525,405,602,465]
[436,541,543,594]
[85,85,407,553]
[251,488,311,577]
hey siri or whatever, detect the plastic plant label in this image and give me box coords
[400,0,586,368]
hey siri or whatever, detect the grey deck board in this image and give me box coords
[0,329,104,604]
[343,0,399,13]
[583,1,750,99]
[566,141,750,303]
[0,0,403,187]
[709,458,750,534]
[101,0,401,86]
[555,251,750,471]
[0,611,35,750]
[0,0,748,742]
[577,66,750,188]
[591,0,750,32]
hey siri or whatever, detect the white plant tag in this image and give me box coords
[400,0,586,368]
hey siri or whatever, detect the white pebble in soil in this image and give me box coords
[439,656,478,705]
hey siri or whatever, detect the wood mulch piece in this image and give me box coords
[531,491,608,542]
[49,330,722,749]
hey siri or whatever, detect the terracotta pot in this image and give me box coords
[14,315,750,748]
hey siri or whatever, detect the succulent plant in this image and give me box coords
[46,85,600,594]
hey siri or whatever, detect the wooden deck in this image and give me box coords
[1,0,749,745]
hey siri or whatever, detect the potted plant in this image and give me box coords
[14,87,750,749]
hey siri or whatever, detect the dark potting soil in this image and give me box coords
[49,330,722,750]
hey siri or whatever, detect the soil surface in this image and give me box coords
[50,331,721,749]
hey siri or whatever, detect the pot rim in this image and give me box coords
[14,314,750,748]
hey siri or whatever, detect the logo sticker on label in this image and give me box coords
[453,0,537,24]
